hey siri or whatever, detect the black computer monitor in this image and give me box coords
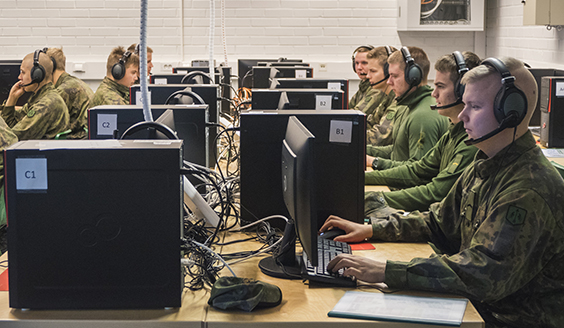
[238,58,302,88]
[251,88,345,110]
[258,116,318,278]
[257,62,310,68]
[252,66,313,88]
[271,78,349,104]
[0,60,31,106]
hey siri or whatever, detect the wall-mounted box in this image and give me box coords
[397,0,484,31]
[523,0,564,26]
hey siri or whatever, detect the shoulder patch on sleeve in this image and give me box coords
[447,154,464,174]
[27,109,36,118]
[386,111,395,120]
[506,205,527,226]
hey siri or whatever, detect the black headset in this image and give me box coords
[111,50,132,80]
[181,71,213,84]
[351,45,374,72]
[452,51,469,101]
[400,46,422,87]
[29,48,48,85]
[382,45,394,78]
[482,57,528,128]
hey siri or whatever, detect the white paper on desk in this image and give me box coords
[328,291,468,326]
[542,148,564,158]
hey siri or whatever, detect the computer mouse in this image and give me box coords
[319,228,347,240]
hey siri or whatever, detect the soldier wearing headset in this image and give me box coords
[0,48,69,140]
[322,57,564,328]
[348,45,373,109]
[90,46,140,107]
[366,46,449,168]
[363,46,398,147]
[364,51,481,213]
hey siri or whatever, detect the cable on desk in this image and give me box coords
[181,237,229,290]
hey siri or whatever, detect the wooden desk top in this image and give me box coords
[0,235,484,328]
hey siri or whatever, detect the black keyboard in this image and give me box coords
[302,237,356,287]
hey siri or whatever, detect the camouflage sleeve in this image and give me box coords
[0,117,18,150]
[9,97,69,140]
[384,188,562,303]
[1,104,27,128]
[366,103,397,147]
[351,89,384,118]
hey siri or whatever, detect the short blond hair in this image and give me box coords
[106,46,140,76]
[46,47,66,71]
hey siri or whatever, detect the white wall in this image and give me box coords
[0,0,562,90]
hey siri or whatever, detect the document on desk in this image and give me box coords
[542,148,564,158]
[328,291,468,326]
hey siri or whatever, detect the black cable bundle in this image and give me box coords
[181,238,224,290]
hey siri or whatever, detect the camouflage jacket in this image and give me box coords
[366,91,396,147]
[366,85,449,165]
[55,72,94,139]
[365,121,478,211]
[90,77,130,108]
[369,131,564,328]
[0,83,69,140]
[348,79,371,109]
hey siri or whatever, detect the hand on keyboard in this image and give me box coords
[326,253,386,284]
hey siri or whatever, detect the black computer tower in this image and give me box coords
[6,140,183,309]
[528,68,564,126]
[239,110,366,230]
[540,76,564,148]
[87,104,208,166]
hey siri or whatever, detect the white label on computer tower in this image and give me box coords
[135,91,152,105]
[327,82,341,90]
[316,95,333,110]
[15,158,48,191]
[295,70,307,79]
[557,82,564,97]
[97,114,118,136]
[154,78,168,85]
[329,120,353,144]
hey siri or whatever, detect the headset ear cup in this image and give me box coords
[30,65,45,84]
[406,65,422,86]
[112,62,125,80]
[383,62,389,78]
[455,80,464,100]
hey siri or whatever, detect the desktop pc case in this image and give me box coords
[88,104,209,166]
[540,76,564,148]
[239,110,366,230]
[5,140,183,309]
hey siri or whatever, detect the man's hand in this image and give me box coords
[366,155,376,169]
[319,215,373,243]
[6,81,26,107]
[327,253,386,283]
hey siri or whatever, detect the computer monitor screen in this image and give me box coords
[258,62,310,68]
[0,60,31,106]
[251,89,345,110]
[281,116,317,267]
[271,78,349,105]
[252,66,313,88]
[238,58,302,88]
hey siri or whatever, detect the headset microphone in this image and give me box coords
[370,76,388,87]
[464,113,516,146]
[430,99,463,110]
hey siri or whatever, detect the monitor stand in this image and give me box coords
[258,220,302,279]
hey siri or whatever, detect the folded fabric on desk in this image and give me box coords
[208,276,282,311]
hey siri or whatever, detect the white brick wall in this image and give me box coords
[1,0,561,89]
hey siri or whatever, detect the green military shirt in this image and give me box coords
[90,76,130,108]
[366,85,449,166]
[366,91,396,147]
[0,83,69,140]
[0,118,18,227]
[365,121,478,212]
[54,72,94,139]
[369,131,564,328]
[348,79,371,109]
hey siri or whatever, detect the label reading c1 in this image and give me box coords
[16,158,48,191]
[329,120,353,144]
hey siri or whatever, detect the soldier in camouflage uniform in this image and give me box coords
[0,118,18,254]
[366,47,450,168]
[322,58,564,327]
[364,52,481,213]
[47,47,94,139]
[0,50,69,140]
[363,46,398,147]
[348,45,372,109]
[90,46,140,107]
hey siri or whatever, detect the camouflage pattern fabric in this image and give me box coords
[54,72,94,139]
[351,87,384,116]
[348,79,371,109]
[366,92,397,147]
[90,76,130,108]
[368,131,564,328]
[366,85,449,166]
[1,83,69,140]
[0,117,18,228]
[208,276,282,312]
[365,121,478,212]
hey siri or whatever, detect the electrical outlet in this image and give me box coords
[161,63,174,72]
[319,63,328,72]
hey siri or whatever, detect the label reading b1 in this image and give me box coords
[16,158,48,191]
[329,120,353,143]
